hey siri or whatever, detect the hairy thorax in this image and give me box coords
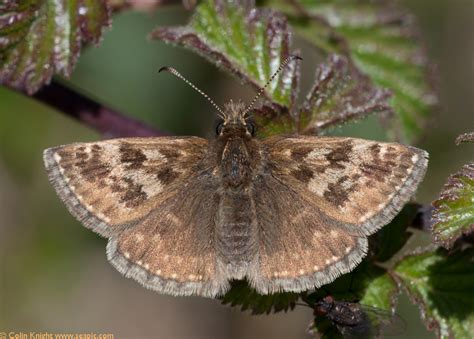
[221,137,253,188]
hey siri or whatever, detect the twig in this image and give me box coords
[32,80,168,138]
[109,0,196,13]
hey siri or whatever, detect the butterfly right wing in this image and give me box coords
[44,137,228,297]
[246,135,426,294]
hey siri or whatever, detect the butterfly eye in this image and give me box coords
[216,121,224,135]
[246,121,256,136]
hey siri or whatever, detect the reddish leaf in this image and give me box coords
[0,0,111,94]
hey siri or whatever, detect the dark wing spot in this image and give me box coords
[157,167,180,185]
[70,146,112,182]
[291,146,313,161]
[401,152,414,163]
[369,143,381,158]
[360,163,391,182]
[160,148,181,160]
[323,176,354,207]
[75,152,88,161]
[383,146,398,160]
[325,140,353,170]
[118,178,147,208]
[324,183,349,208]
[291,165,314,183]
[120,143,147,169]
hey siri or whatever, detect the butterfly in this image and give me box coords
[43,56,428,297]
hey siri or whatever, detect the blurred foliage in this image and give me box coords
[369,203,418,262]
[266,0,437,143]
[153,0,300,109]
[0,1,110,94]
[298,54,392,134]
[152,0,392,139]
[393,248,474,338]
[431,134,474,249]
[0,1,473,339]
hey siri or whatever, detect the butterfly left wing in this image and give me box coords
[262,136,428,235]
[248,169,368,294]
[247,136,427,294]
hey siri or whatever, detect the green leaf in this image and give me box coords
[220,280,299,315]
[152,0,300,109]
[370,203,419,262]
[431,164,474,249]
[359,271,398,312]
[252,104,295,137]
[392,248,474,338]
[269,0,437,142]
[0,0,111,94]
[299,54,392,134]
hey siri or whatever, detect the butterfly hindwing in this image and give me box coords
[248,170,367,294]
[107,166,228,297]
[44,137,228,296]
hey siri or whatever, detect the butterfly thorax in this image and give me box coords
[216,101,257,188]
[219,137,252,187]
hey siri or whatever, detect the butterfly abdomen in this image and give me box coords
[217,189,257,274]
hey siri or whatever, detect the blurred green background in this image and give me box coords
[0,1,472,338]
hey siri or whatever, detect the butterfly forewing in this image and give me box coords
[44,137,207,235]
[263,136,428,235]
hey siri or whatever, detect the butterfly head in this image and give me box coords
[215,100,255,139]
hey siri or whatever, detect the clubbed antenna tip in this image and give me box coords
[158,66,171,73]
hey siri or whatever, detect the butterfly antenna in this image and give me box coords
[159,66,226,119]
[243,55,302,117]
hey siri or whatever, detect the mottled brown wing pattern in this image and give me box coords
[107,169,227,297]
[248,172,367,294]
[43,137,206,236]
[263,136,428,235]
[44,137,227,296]
[44,133,428,297]
[247,136,428,293]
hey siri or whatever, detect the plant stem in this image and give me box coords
[32,80,168,138]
